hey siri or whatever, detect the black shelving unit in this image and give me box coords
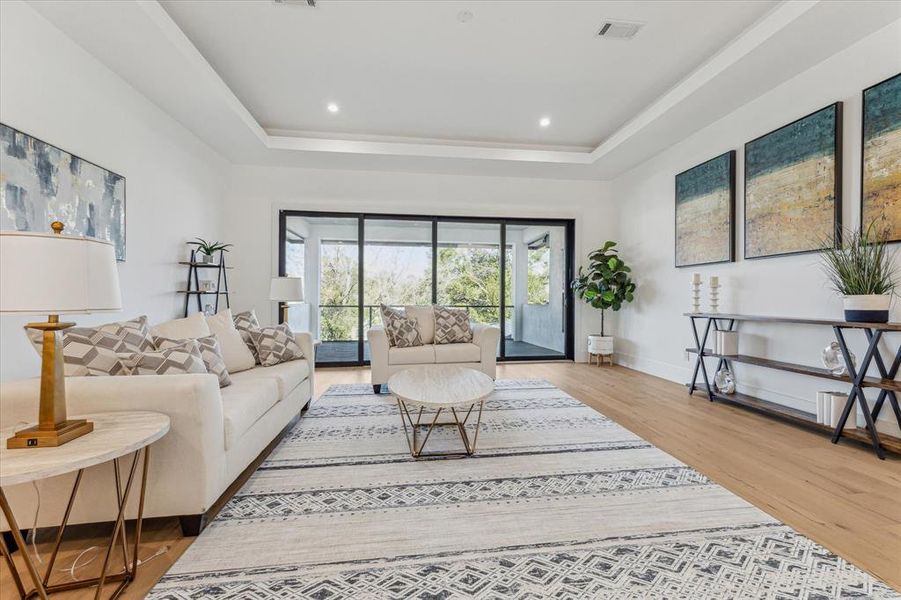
[179,247,232,317]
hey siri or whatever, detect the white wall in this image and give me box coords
[223,165,613,362]
[612,21,901,436]
[0,1,229,381]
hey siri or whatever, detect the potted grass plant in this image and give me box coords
[571,241,636,358]
[821,221,898,323]
[188,238,233,264]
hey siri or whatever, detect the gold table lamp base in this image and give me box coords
[6,313,93,450]
[6,420,94,449]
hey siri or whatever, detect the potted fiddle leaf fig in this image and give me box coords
[188,238,233,264]
[821,220,897,323]
[571,241,636,361]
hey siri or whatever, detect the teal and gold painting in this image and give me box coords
[744,103,841,259]
[675,151,735,267]
[862,74,901,243]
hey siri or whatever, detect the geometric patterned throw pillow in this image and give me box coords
[433,305,473,344]
[117,340,209,377]
[154,335,232,387]
[27,315,155,376]
[380,304,422,348]
[248,323,304,367]
[233,309,261,364]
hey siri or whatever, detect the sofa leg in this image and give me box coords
[179,514,208,537]
[2,529,27,554]
[373,384,382,394]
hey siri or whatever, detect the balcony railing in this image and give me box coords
[317,303,509,342]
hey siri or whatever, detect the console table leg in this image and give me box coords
[689,317,714,400]
[831,327,885,459]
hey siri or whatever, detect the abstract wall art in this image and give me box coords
[674,150,735,267]
[861,73,901,243]
[744,103,842,259]
[0,123,126,260]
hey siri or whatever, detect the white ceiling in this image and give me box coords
[24,0,901,179]
[159,0,776,150]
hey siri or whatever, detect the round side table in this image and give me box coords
[0,411,170,600]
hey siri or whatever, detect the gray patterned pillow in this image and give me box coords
[433,305,473,344]
[27,315,154,376]
[154,335,231,387]
[248,323,304,367]
[117,341,209,377]
[380,304,422,348]
[233,310,261,364]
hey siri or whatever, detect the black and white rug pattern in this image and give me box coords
[149,380,899,599]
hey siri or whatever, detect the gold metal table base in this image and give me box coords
[397,399,484,458]
[0,447,151,600]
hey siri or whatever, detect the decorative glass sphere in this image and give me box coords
[714,368,736,394]
[821,342,856,376]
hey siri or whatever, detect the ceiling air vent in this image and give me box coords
[597,20,643,40]
[273,0,317,6]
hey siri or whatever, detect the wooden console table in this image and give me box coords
[685,313,900,459]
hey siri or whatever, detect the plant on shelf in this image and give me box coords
[188,238,233,264]
[571,241,636,360]
[820,220,898,323]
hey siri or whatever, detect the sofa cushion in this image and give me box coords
[150,312,211,340]
[233,310,262,364]
[28,315,154,376]
[249,324,305,366]
[155,335,231,388]
[434,306,473,344]
[389,344,436,365]
[249,359,310,399]
[405,305,434,344]
[221,373,280,450]
[206,309,256,374]
[433,343,481,364]
[117,341,209,377]
[380,305,422,348]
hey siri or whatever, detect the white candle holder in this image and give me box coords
[691,281,702,313]
[709,283,721,313]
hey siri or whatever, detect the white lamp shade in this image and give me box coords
[269,277,304,303]
[0,231,122,315]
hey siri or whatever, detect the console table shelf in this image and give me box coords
[685,312,900,459]
[685,348,901,391]
[688,383,901,455]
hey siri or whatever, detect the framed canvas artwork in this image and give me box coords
[861,73,901,243]
[674,150,735,267]
[744,103,842,259]
[0,123,126,260]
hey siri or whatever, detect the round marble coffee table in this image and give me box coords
[388,365,494,458]
[0,411,169,600]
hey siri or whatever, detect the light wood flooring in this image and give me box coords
[2,362,899,598]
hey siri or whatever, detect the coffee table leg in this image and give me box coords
[0,488,48,600]
[0,529,27,598]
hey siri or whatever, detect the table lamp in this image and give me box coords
[269,276,304,324]
[0,222,122,448]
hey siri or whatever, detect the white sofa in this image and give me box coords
[368,305,500,393]
[0,332,314,536]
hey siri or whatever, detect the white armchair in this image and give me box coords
[368,307,500,393]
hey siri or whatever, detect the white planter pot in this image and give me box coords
[587,335,614,356]
[197,253,213,264]
[842,294,891,323]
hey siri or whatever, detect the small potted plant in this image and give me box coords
[188,238,233,264]
[820,221,897,323]
[571,241,636,361]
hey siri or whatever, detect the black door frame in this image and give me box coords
[278,210,575,367]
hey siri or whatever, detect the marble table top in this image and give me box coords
[0,411,170,487]
[388,365,495,408]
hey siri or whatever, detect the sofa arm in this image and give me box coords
[472,324,500,379]
[0,374,227,518]
[294,331,315,399]
[368,326,390,385]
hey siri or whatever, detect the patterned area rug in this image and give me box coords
[149,380,899,599]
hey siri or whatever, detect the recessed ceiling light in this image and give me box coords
[539,117,551,128]
[327,102,339,113]
[457,10,474,23]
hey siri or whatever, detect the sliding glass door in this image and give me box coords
[279,211,574,366]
